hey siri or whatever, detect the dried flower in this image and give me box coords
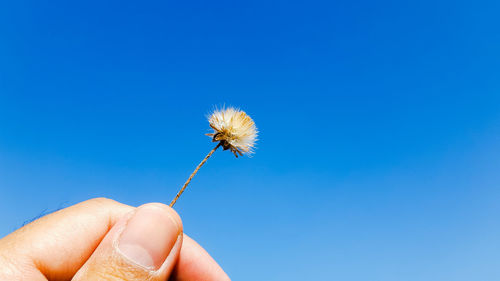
[170,106,258,207]
[207,107,258,157]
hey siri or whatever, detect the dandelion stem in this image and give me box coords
[170,142,222,207]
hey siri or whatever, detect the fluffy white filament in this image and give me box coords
[208,107,258,156]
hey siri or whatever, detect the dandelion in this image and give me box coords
[170,107,258,207]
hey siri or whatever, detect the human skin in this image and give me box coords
[0,198,230,281]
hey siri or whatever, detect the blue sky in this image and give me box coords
[1,0,500,280]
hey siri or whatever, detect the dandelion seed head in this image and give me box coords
[207,107,258,157]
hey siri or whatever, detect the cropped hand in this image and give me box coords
[0,198,230,281]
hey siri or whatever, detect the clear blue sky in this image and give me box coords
[1,0,500,280]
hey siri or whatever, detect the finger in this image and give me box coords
[73,203,183,281]
[0,197,231,281]
[171,235,230,281]
[0,198,133,280]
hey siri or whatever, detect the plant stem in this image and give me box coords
[170,142,221,207]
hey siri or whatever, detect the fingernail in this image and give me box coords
[117,205,180,270]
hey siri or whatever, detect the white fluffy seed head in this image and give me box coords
[207,107,258,157]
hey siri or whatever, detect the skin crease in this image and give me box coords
[0,198,230,281]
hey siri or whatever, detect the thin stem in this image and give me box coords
[170,142,221,207]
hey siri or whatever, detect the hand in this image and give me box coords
[0,198,230,281]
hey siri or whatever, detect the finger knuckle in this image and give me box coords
[85,197,119,208]
[80,256,156,281]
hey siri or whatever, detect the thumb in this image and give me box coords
[72,203,183,281]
